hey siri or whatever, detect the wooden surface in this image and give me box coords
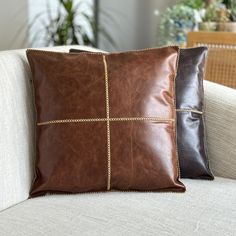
[187,31,236,47]
[187,31,236,89]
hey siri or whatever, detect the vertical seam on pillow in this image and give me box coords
[176,109,203,114]
[103,55,112,190]
[174,49,182,180]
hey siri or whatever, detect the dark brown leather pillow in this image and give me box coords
[27,47,185,197]
[70,47,214,180]
[176,47,214,179]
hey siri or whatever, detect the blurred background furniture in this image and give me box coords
[187,31,236,89]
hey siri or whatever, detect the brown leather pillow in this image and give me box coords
[70,47,214,180]
[27,47,185,197]
[176,47,214,179]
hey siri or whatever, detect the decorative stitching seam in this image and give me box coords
[37,117,174,126]
[27,45,179,57]
[173,49,181,181]
[176,109,203,115]
[103,55,111,191]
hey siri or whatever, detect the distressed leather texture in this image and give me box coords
[27,47,185,197]
[176,47,214,179]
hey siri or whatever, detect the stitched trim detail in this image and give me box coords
[37,117,174,126]
[27,45,179,57]
[173,49,182,181]
[103,55,111,191]
[176,109,203,115]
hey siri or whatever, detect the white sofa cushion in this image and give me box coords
[204,81,236,180]
[0,177,236,236]
[0,49,34,212]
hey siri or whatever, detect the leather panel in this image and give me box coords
[110,121,183,191]
[176,48,214,179]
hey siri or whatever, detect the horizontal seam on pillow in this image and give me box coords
[37,117,175,126]
[176,109,203,115]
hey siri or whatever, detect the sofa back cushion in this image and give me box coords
[204,80,236,180]
[0,50,34,212]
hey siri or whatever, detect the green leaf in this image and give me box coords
[28,0,115,47]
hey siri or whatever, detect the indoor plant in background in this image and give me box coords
[158,0,236,46]
[30,0,115,48]
[198,0,223,31]
[198,0,236,31]
[159,4,197,46]
[219,0,236,31]
[158,0,205,45]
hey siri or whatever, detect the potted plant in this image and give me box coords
[30,0,115,47]
[199,1,221,31]
[219,0,236,31]
[157,0,236,46]
[199,0,236,32]
[159,4,196,46]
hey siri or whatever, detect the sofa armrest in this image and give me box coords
[204,81,236,180]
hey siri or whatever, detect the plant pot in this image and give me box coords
[198,22,218,31]
[217,22,236,32]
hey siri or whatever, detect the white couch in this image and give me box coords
[0,46,236,236]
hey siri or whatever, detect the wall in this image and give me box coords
[0,0,92,50]
[0,0,176,51]
[99,0,176,51]
[0,0,28,51]
[28,0,93,48]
